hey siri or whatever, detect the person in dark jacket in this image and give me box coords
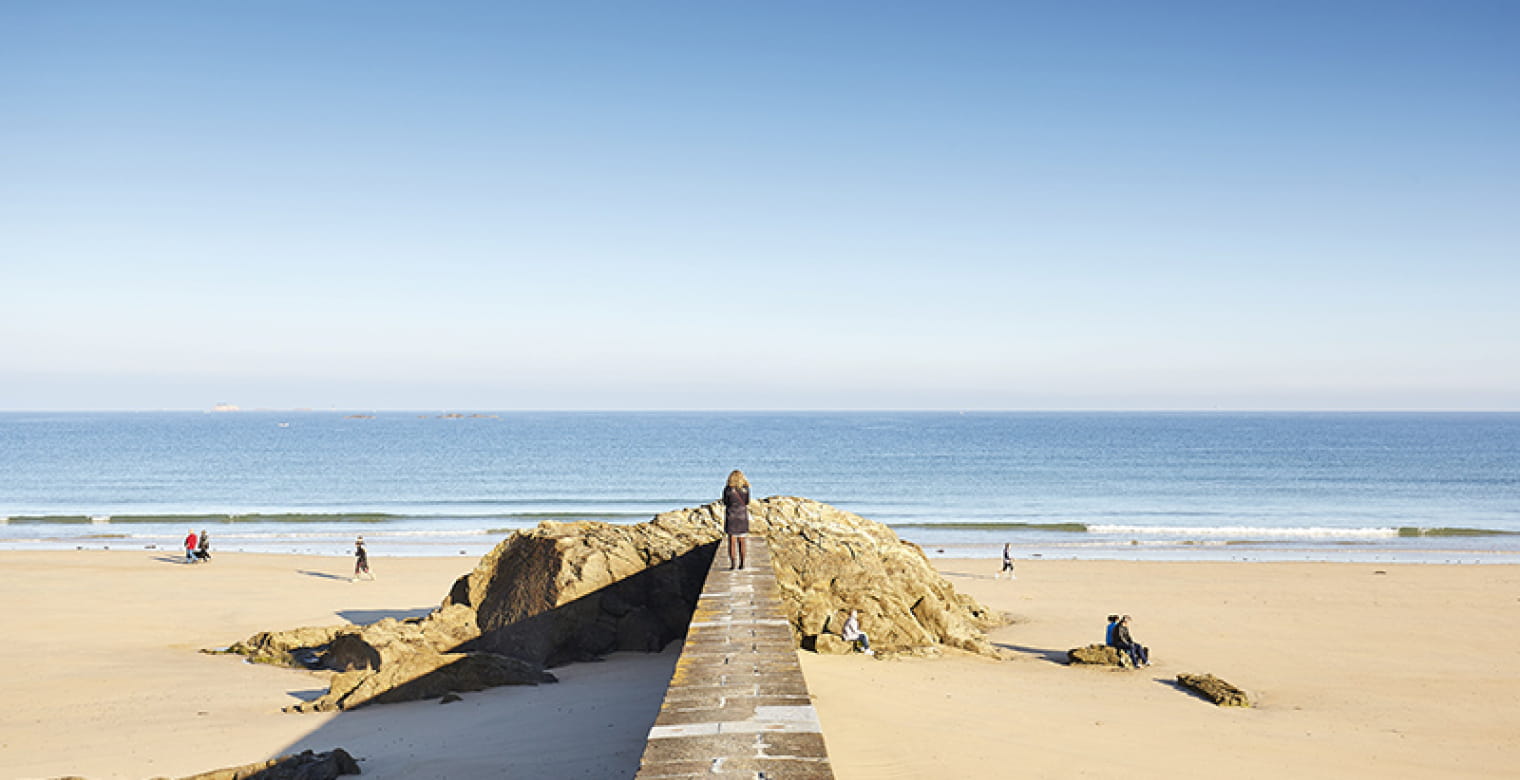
[353,535,372,581]
[722,470,751,570]
[1114,614,1150,667]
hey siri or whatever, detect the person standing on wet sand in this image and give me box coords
[353,535,372,581]
[722,470,750,569]
[184,529,198,564]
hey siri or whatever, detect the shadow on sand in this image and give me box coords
[285,688,328,703]
[232,542,718,779]
[1157,676,1221,704]
[336,607,436,624]
[938,568,1000,581]
[152,554,202,565]
[994,642,1070,665]
[295,569,351,582]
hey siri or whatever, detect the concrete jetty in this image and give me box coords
[635,536,835,778]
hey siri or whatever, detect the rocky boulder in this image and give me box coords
[1177,673,1251,706]
[1068,644,1128,666]
[218,625,350,668]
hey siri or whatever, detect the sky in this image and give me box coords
[2,1,1516,411]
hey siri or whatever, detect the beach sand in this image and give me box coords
[0,551,677,780]
[804,558,1520,779]
[3,551,1516,779]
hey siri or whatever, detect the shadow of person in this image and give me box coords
[994,642,1071,665]
[295,569,352,581]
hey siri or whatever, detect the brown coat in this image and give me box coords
[722,485,750,535]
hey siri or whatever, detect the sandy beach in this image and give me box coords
[0,551,677,780]
[806,559,1520,779]
[3,551,1516,779]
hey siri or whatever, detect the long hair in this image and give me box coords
[726,469,749,490]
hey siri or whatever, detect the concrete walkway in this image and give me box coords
[634,537,835,779]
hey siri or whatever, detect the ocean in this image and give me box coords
[1,411,1516,564]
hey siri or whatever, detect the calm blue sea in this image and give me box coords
[1,412,1517,564]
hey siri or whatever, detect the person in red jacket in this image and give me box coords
[183,530,199,564]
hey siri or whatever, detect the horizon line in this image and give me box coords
[3,407,1519,414]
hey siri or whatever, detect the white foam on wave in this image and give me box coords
[1087,525,1399,540]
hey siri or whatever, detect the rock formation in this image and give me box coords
[748,496,1004,657]
[1177,673,1251,706]
[220,496,1003,710]
[1067,644,1129,666]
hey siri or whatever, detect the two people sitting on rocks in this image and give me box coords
[841,609,874,656]
[1107,613,1150,668]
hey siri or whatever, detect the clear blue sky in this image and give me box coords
[3,1,1516,410]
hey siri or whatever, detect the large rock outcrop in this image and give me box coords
[746,496,1004,657]
[221,496,1003,710]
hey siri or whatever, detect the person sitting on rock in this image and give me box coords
[1105,614,1120,647]
[1114,614,1150,668]
[841,609,874,656]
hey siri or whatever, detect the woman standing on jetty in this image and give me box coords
[722,470,751,570]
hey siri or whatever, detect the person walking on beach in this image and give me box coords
[184,529,199,564]
[1114,614,1150,668]
[722,470,751,570]
[353,536,372,581]
[996,543,1016,579]
[841,609,875,655]
[195,529,211,562]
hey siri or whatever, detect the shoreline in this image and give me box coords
[2,550,1516,779]
[4,530,1517,566]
